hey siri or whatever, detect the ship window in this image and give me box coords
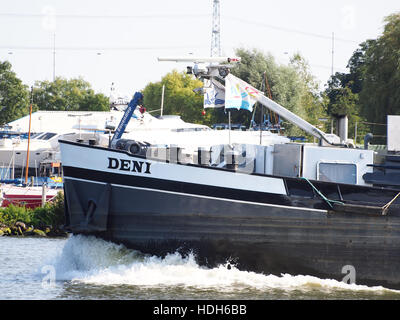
[318,162,357,184]
[38,132,57,140]
[31,132,44,139]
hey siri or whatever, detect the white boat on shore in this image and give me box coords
[0,99,291,179]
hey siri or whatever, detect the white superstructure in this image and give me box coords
[0,105,289,175]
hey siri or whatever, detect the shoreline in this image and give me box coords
[0,191,67,238]
[0,223,69,238]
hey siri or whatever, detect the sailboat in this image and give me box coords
[0,93,62,209]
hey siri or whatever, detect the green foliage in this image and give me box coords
[142,49,328,137]
[324,13,400,143]
[289,53,328,131]
[326,86,359,117]
[358,13,400,125]
[143,70,207,124]
[31,205,56,227]
[33,77,110,112]
[0,191,65,228]
[46,191,65,226]
[30,192,65,227]
[231,48,327,136]
[324,41,373,142]
[0,204,33,225]
[33,229,46,237]
[0,63,110,125]
[0,61,30,125]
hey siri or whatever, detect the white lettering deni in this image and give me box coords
[107,157,151,174]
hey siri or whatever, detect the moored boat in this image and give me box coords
[1,184,60,209]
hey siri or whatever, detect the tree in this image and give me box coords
[0,61,30,125]
[33,77,109,112]
[289,53,328,130]
[142,70,209,124]
[327,86,359,117]
[142,48,328,136]
[324,13,400,143]
[358,13,400,126]
[231,48,325,136]
[324,76,362,142]
[323,40,373,142]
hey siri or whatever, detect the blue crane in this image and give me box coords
[109,92,143,148]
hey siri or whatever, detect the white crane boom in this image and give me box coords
[157,57,339,145]
[224,75,338,145]
[157,56,240,63]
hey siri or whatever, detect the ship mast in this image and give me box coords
[24,87,33,185]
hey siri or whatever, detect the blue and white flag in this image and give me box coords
[203,79,225,108]
[224,74,260,112]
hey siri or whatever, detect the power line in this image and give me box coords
[309,63,347,73]
[226,16,359,44]
[0,12,210,19]
[0,45,208,52]
[3,44,347,72]
[1,11,359,44]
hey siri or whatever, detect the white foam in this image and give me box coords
[46,235,400,294]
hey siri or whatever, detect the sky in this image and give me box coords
[0,0,399,100]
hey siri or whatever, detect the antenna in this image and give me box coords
[211,0,221,57]
[157,56,240,80]
[52,33,56,81]
[331,32,335,76]
[110,82,116,106]
[157,56,238,63]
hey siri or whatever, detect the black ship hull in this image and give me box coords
[60,140,400,289]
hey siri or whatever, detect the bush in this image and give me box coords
[30,192,65,227]
[0,204,33,226]
[0,191,65,228]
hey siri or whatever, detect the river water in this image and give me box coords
[1,235,400,300]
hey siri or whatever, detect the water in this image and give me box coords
[1,235,400,300]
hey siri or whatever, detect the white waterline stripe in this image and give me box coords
[64,176,328,214]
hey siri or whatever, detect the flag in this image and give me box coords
[224,74,260,112]
[203,79,225,108]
